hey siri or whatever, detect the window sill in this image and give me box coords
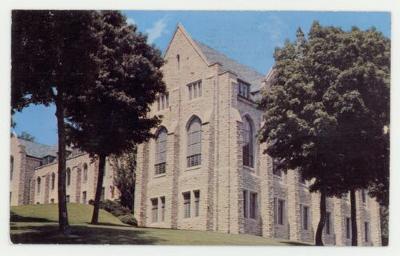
[243,166,255,173]
[186,165,201,172]
[154,173,167,178]
[244,217,257,221]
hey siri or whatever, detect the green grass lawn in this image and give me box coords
[11,203,125,226]
[10,204,307,245]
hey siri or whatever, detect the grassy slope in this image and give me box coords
[11,223,305,245]
[11,203,124,226]
[10,204,306,245]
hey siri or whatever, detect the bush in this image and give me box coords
[97,200,131,217]
[118,214,137,226]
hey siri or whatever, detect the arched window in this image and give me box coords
[242,116,254,167]
[187,116,202,167]
[51,173,55,190]
[10,156,14,181]
[37,177,41,194]
[155,127,167,175]
[66,168,71,186]
[83,163,88,183]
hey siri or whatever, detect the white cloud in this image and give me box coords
[146,17,168,44]
[127,18,136,25]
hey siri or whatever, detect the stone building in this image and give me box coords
[10,135,118,206]
[134,24,382,246]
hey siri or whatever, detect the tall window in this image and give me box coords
[243,190,248,218]
[10,156,14,180]
[66,168,71,186]
[82,191,87,204]
[151,198,158,222]
[51,173,55,190]
[194,190,200,217]
[37,177,41,193]
[272,159,281,176]
[301,205,309,230]
[160,197,165,221]
[274,198,285,225]
[361,189,367,204]
[346,217,351,239]
[299,171,306,184]
[242,117,254,168]
[249,192,257,219]
[66,195,70,203]
[183,192,191,218]
[325,212,331,235]
[364,222,370,242]
[238,80,251,99]
[187,80,202,100]
[157,93,169,111]
[155,128,167,175]
[83,163,88,183]
[187,117,202,167]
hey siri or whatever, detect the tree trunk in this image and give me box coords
[350,189,358,246]
[91,154,106,224]
[315,186,327,245]
[55,96,69,234]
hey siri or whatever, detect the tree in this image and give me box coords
[259,22,389,245]
[110,148,137,211]
[12,10,102,233]
[66,11,165,224]
[18,131,35,142]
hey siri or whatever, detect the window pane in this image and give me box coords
[250,192,257,219]
[187,117,202,167]
[151,198,158,222]
[364,222,369,242]
[278,200,285,225]
[325,212,331,234]
[194,191,200,217]
[273,198,277,224]
[303,206,308,230]
[242,117,254,167]
[198,81,202,97]
[183,192,191,218]
[346,217,351,239]
[161,197,165,221]
[243,190,248,218]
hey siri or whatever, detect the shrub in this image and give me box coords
[118,214,137,226]
[97,200,131,217]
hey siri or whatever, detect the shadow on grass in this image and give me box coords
[280,241,311,246]
[10,212,52,223]
[10,224,165,245]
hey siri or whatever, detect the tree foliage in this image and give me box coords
[12,10,102,233]
[259,22,390,245]
[110,148,137,211]
[66,11,165,224]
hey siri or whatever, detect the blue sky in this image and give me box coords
[13,11,391,145]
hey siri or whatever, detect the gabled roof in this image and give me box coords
[18,138,57,159]
[164,24,265,93]
[193,40,265,93]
